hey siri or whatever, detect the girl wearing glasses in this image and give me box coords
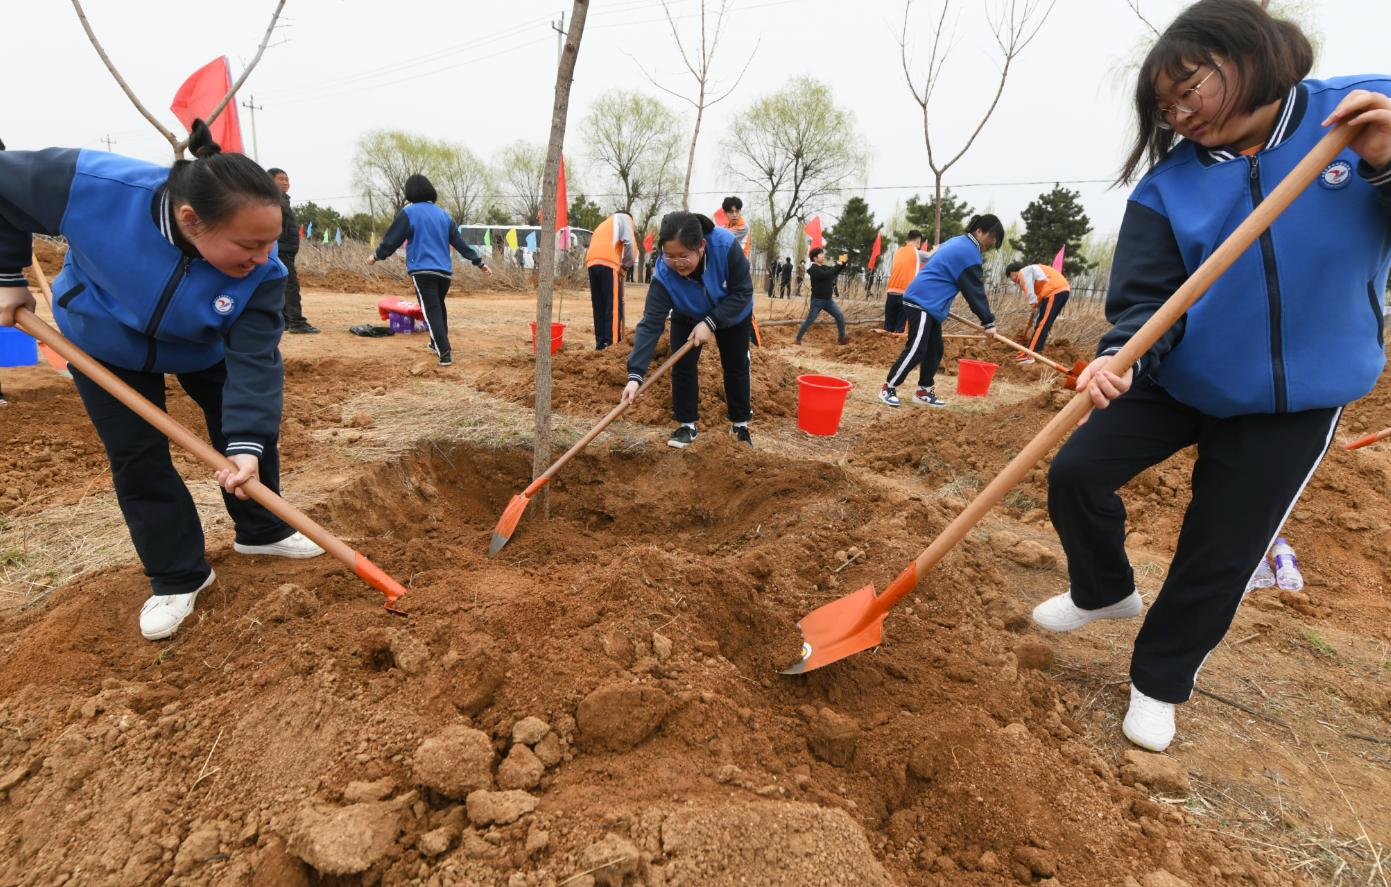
[621,211,755,449]
[1032,0,1391,752]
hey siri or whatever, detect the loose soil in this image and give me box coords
[0,282,1386,886]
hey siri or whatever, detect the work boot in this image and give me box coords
[878,384,900,408]
[668,425,697,449]
[1032,588,1143,632]
[234,531,325,559]
[287,321,320,334]
[140,569,215,641]
[1123,685,1176,752]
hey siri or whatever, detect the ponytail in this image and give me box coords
[658,211,714,251]
[165,119,281,227]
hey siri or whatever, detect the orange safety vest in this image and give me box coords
[585,214,634,270]
[1030,264,1070,302]
[723,218,752,257]
[886,243,921,294]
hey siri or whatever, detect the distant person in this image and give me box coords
[795,248,849,345]
[369,174,491,367]
[0,120,326,641]
[1007,260,1071,363]
[779,257,792,297]
[621,212,755,448]
[884,229,930,334]
[584,211,637,350]
[266,167,317,334]
[880,215,1003,408]
[764,261,776,298]
[794,260,806,299]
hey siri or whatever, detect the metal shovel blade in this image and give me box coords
[780,584,887,675]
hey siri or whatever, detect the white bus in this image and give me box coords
[456,225,593,269]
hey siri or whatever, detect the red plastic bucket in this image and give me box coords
[529,322,565,355]
[956,359,999,397]
[796,374,853,436]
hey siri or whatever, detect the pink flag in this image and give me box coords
[713,207,729,228]
[804,216,824,250]
[170,57,244,153]
[1052,245,1066,271]
[642,231,654,253]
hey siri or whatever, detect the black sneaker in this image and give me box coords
[731,425,752,446]
[668,426,697,449]
[438,357,453,367]
[287,321,320,334]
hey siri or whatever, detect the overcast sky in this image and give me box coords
[8,0,1389,239]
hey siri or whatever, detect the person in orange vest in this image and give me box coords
[720,196,752,257]
[1006,261,1071,363]
[585,212,637,350]
[883,229,934,333]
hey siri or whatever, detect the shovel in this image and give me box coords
[1344,426,1391,451]
[947,311,1087,387]
[13,308,410,614]
[489,338,698,556]
[782,125,1360,674]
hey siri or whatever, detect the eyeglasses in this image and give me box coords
[1154,62,1223,130]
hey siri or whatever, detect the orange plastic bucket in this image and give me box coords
[529,322,565,355]
[796,374,853,436]
[956,359,999,397]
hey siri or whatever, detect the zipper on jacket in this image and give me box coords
[1248,155,1288,413]
[143,256,192,372]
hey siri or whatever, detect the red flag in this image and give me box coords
[804,216,824,250]
[643,231,654,252]
[1051,245,1066,271]
[556,156,569,230]
[713,207,729,228]
[170,57,244,153]
[867,232,883,270]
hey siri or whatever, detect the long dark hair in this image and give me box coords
[966,214,1005,246]
[1120,0,1313,184]
[164,119,281,226]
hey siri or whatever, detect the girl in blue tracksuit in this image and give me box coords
[1033,0,1391,753]
[880,214,1003,408]
[621,211,755,448]
[368,174,490,366]
[0,121,326,642]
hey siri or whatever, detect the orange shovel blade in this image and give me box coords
[488,492,532,557]
[779,584,887,675]
[354,552,409,616]
[1063,359,1088,391]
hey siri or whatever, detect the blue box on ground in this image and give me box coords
[0,326,38,367]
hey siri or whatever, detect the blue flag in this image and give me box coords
[334,227,342,245]
[525,230,537,250]
[305,222,313,239]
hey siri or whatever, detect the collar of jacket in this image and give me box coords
[149,186,202,258]
[1194,83,1307,167]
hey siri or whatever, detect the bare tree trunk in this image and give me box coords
[71,0,287,158]
[933,175,944,246]
[682,99,704,210]
[533,0,589,516]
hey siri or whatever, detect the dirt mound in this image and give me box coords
[474,339,801,426]
[0,436,1278,885]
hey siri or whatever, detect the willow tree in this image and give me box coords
[580,91,683,259]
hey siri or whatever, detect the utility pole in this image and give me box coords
[100,134,116,151]
[241,94,265,161]
[551,10,567,66]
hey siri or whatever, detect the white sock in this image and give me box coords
[732,422,748,429]
[681,422,696,430]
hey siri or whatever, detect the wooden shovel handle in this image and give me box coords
[1344,427,1391,450]
[947,311,1069,374]
[14,308,359,571]
[877,125,1361,611]
[526,338,698,493]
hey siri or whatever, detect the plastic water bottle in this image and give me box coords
[1247,556,1276,591]
[1272,538,1303,591]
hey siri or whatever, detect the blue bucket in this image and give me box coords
[0,326,38,368]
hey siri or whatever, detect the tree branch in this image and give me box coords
[70,0,179,150]
[1124,0,1162,37]
[202,0,288,133]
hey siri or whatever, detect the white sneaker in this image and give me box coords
[1031,588,1143,632]
[234,531,325,559]
[1123,684,1176,752]
[140,570,215,641]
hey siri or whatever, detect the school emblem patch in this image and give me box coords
[1320,160,1353,190]
[213,295,235,315]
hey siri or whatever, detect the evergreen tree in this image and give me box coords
[1016,185,1095,279]
[825,197,880,274]
[895,189,974,246]
[567,192,606,231]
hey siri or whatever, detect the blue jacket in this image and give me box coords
[902,234,996,327]
[375,202,483,274]
[1101,76,1391,417]
[627,226,753,382]
[0,149,287,457]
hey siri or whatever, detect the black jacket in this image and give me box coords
[807,261,845,300]
[277,193,299,256]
